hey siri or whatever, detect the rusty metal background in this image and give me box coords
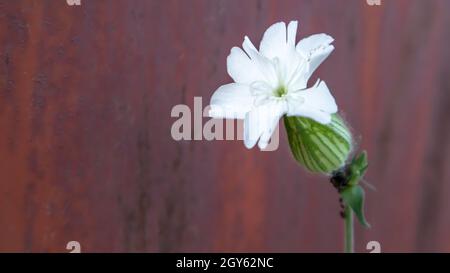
[1,0,450,252]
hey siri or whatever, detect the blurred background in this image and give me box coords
[1,0,450,252]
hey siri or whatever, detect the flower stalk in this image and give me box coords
[344,204,354,253]
[333,151,370,253]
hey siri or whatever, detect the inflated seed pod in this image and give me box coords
[284,114,353,174]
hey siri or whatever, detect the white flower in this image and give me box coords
[209,21,338,150]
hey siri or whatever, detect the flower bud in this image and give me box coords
[284,114,353,174]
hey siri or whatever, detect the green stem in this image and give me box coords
[344,205,354,253]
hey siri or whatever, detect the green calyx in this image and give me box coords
[335,151,370,228]
[284,114,353,174]
[284,114,370,228]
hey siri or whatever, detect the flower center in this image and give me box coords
[274,85,288,98]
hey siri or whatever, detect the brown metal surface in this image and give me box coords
[0,0,450,252]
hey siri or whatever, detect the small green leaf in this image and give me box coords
[341,185,370,228]
[348,151,369,186]
[353,151,368,175]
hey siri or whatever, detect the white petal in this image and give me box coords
[257,102,287,150]
[243,101,287,149]
[302,80,338,113]
[284,51,308,91]
[249,81,273,106]
[259,22,287,60]
[296,34,335,80]
[296,33,334,56]
[227,47,264,84]
[287,21,298,46]
[242,36,278,85]
[242,36,259,59]
[287,80,337,124]
[209,83,254,119]
[306,45,334,79]
[288,106,332,124]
